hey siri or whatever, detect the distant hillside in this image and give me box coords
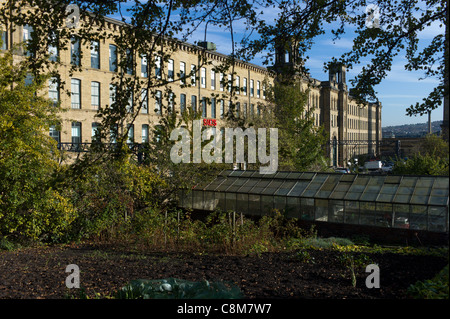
[382,121,443,138]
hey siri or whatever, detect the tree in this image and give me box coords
[231,79,328,171]
[238,0,448,140]
[0,44,75,241]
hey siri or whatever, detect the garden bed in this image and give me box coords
[0,241,447,299]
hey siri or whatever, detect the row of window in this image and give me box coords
[51,77,263,119]
[50,122,151,145]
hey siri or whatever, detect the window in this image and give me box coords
[125,49,133,75]
[168,92,175,113]
[250,104,255,117]
[201,67,206,88]
[49,125,60,144]
[243,78,247,96]
[91,40,99,69]
[110,124,118,143]
[49,77,59,107]
[235,76,240,94]
[71,79,81,109]
[141,89,148,114]
[71,122,81,144]
[23,24,33,56]
[257,80,261,98]
[202,98,207,118]
[210,70,215,90]
[243,103,247,118]
[91,81,100,110]
[220,100,224,118]
[180,62,186,85]
[155,90,162,114]
[227,74,232,92]
[211,98,216,118]
[155,56,161,79]
[142,124,149,143]
[219,73,224,91]
[191,64,196,86]
[127,124,134,144]
[109,44,117,72]
[91,122,100,142]
[191,95,197,113]
[180,94,186,114]
[70,36,80,66]
[126,89,133,113]
[48,31,58,62]
[1,30,7,50]
[168,59,174,81]
[141,55,148,77]
[109,84,116,108]
[250,79,254,96]
[236,102,240,118]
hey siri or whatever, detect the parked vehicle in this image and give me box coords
[334,167,350,173]
[364,160,382,170]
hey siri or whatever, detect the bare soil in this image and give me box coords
[0,242,447,300]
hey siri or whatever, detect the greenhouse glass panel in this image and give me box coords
[261,180,284,195]
[409,178,433,205]
[205,176,227,191]
[376,184,398,202]
[216,192,226,210]
[236,193,248,214]
[410,205,427,230]
[193,190,204,210]
[274,180,297,196]
[360,202,376,226]
[249,179,272,194]
[274,196,287,212]
[302,175,328,197]
[238,179,260,193]
[360,177,384,201]
[428,207,447,232]
[345,176,369,200]
[300,198,315,220]
[330,182,351,200]
[248,194,261,216]
[393,204,410,229]
[329,200,344,223]
[299,172,316,180]
[227,178,248,192]
[286,172,302,179]
[286,197,299,218]
[274,172,290,179]
[204,191,217,211]
[344,201,360,224]
[216,177,238,191]
[225,192,237,211]
[316,175,341,198]
[288,180,311,197]
[315,199,328,222]
[261,195,273,215]
[375,203,392,228]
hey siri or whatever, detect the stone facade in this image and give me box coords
[1,13,382,168]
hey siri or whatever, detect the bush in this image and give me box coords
[407,264,449,299]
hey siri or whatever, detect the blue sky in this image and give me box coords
[109,2,444,128]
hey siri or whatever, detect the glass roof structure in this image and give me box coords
[179,170,449,233]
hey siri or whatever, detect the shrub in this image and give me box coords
[407,264,449,299]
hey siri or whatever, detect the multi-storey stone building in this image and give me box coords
[1,12,382,168]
